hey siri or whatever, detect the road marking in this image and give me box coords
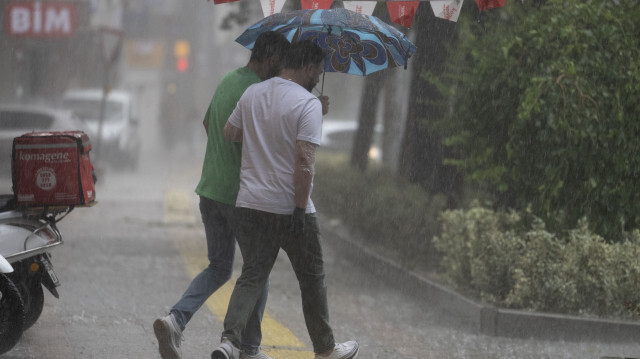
[163,189,196,224]
[165,189,314,358]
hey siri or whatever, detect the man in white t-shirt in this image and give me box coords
[211,41,359,359]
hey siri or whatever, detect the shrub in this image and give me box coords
[315,156,640,319]
[313,156,446,271]
[434,203,525,303]
[435,203,640,319]
[505,219,578,313]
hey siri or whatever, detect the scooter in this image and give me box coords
[1,254,23,355]
[0,193,71,355]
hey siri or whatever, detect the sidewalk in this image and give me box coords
[318,214,640,345]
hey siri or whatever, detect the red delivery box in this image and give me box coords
[12,131,96,206]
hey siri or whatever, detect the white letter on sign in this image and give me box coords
[45,7,71,34]
[10,7,31,34]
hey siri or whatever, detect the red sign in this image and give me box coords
[475,0,506,11]
[301,0,333,10]
[387,1,420,28]
[4,1,77,38]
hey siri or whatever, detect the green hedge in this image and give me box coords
[314,158,640,319]
[434,202,640,319]
[313,155,446,271]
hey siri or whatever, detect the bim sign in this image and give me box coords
[4,1,77,37]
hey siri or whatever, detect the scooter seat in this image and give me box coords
[0,194,16,212]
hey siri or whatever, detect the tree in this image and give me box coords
[438,0,640,240]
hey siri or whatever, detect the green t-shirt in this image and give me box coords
[195,67,260,205]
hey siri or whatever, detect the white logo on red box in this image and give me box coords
[19,151,70,163]
[36,167,56,191]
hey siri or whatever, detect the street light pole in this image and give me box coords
[95,27,123,168]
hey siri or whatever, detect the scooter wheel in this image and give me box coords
[0,273,25,354]
[22,278,44,331]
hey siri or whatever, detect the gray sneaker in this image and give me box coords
[314,341,359,359]
[153,313,183,359]
[211,338,241,359]
[239,349,274,359]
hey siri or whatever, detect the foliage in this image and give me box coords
[434,202,640,319]
[313,155,447,271]
[315,154,640,319]
[435,0,640,240]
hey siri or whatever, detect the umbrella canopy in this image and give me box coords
[236,8,417,76]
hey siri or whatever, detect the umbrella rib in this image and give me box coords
[361,55,366,76]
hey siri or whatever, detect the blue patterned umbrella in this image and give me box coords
[236,8,417,77]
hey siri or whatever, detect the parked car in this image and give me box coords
[320,119,382,161]
[0,104,89,186]
[61,89,140,169]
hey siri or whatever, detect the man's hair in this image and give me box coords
[284,40,326,70]
[250,31,290,62]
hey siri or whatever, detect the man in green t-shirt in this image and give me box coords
[153,32,290,359]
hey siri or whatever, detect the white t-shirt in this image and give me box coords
[228,77,323,215]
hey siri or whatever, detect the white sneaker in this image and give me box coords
[153,313,183,359]
[239,349,274,359]
[211,338,241,359]
[315,341,359,359]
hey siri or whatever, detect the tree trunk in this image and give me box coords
[382,67,411,165]
[398,6,462,203]
[350,3,394,171]
[351,71,385,171]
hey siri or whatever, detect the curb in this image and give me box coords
[319,215,640,344]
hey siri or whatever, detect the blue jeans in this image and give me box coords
[170,197,268,354]
[222,207,335,354]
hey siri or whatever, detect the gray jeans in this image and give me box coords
[170,197,268,355]
[222,207,335,354]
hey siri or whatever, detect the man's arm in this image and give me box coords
[293,140,317,209]
[318,95,329,116]
[223,121,243,142]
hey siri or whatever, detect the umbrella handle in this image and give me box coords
[321,71,325,96]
